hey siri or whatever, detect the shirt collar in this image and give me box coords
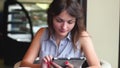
[49,32,71,41]
[66,32,71,41]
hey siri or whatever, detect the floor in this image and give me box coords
[0,58,4,68]
[0,58,13,68]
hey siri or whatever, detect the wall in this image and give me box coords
[87,0,119,68]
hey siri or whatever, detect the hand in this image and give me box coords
[41,55,62,68]
[41,55,53,68]
[42,55,53,63]
[51,61,74,68]
[41,56,74,68]
[50,62,62,68]
[64,61,74,68]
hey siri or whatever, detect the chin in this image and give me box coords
[59,33,68,37]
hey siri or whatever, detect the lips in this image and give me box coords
[59,29,67,33]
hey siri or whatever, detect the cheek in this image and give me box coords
[53,21,59,29]
[70,23,75,30]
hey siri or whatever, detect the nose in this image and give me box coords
[62,22,67,29]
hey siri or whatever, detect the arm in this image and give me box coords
[80,31,101,68]
[20,28,45,68]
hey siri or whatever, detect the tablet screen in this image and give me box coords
[52,57,86,68]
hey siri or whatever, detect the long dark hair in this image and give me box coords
[47,0,86,49]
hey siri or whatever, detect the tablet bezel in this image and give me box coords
[52,57,86,68]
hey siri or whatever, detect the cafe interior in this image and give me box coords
[0,0,119,68]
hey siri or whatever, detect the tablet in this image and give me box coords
[52,57,86,68]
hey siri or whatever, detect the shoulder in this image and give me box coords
[32,27,47,41]
[80,31,92,46]
[37,27,46,34]
[35,27,46,36]
[80,31,90,37]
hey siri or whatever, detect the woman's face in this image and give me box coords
[53,10,76,37]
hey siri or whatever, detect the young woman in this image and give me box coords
[20,0,101,68]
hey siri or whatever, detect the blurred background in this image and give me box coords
[0,0,52,68]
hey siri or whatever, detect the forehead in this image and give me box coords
[55,10,75,20]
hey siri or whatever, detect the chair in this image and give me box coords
[100,59,112,68]
[82,59,112,68]
[14,58,112,68]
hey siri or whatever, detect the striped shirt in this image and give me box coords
[39,29,84,60]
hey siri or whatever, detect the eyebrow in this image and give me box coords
[56,16,76,21]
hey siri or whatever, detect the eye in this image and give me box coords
[55,18,64,23]
[68,20,76,24]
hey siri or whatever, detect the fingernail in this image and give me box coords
[65,61,68,64]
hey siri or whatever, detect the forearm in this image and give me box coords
[86,65,101,68]
[20,61,41,68]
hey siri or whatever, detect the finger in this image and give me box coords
[42,56,50,63]
[42,57,48,63]
[44,55,51,62]
[65,61,74,68]
[49,55,53,61]
[51,62,62,68]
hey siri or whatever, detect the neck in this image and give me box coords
[54,34,66,46]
